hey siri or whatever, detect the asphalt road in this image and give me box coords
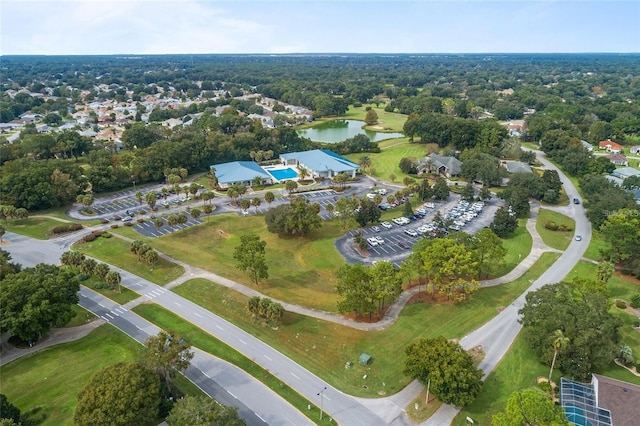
[425,149,592,425]
[3,231,388,425]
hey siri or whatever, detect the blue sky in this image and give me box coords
[1,1,639,55]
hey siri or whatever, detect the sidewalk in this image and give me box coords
[0,319,104,366]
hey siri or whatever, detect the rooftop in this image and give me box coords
[280,149,359,173]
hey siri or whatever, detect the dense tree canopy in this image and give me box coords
[264,197,322,236]
[74,362,161,426]
[142,331,194,389]
[0,264,79,342]
[492,388,569,426]
[404,336,483,407]
[518,280,622,381]
[166,395,246,426]
[233,234,268,286]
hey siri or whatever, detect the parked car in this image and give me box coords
[381,221,393,229]
[371,226,381,232]
[367,237,379,247]
[404,229,418,237]
[398,241,410,249]
[374,236,384,244]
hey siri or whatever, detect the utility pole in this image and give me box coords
[317,386,327,420]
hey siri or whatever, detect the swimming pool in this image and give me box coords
[267,167,298,181]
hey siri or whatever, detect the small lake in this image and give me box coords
[297,120,404,144]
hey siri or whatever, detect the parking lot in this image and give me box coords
[336,195,504,268]
[132,215,205,238]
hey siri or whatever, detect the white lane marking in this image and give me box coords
[100,316,110,322]
[194,312,202,318]
[255,413,266,422]
[145,293,155,299]
[264,355,272,361]
[119,307,128,312]
[324,395,331,401]
[110,310,119,317]
[104,313,114,319]
[215,325,223,330]
[238,338,247,345]
[227,390,237,399]
[150,290,162,296]
[290,372,300,379]
[174,302,182,307]
[113,307,122,314]
[203,372,210,378]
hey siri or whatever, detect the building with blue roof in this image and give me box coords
[280,149,359,179]
[210,161,274,189]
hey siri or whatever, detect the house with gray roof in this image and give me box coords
[417,153,463,178]
[611,167,640,180]
[280,149,359,179]
[630,145,640,155]
[210,161,274,189]
[502,160,533,174]
[581,140,594,152]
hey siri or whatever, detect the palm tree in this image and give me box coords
[251,197,262,212]
[264,191,275,207]
[359,155,371,172]
[153,217,164,231]
[549,329,569,382]
[135,191,143,205]
[145,191,157,211]
[298,166,310,182]
[190,208,201,221]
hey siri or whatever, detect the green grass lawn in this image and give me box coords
[62,304,97,328]
[80,277,140,305]
[73,235,184,286]
[343,105,408,131]
[536,208,575,250]
[3,217,80,240]
[143,214,346,311]
[493,218,533,277]
[453,332,550,426]
[0,325,143,426]
[583,229,608,261]
[346,139,425,183]
[171,252,559,397]
[132,303,333,426]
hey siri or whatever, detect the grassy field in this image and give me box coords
[141,213,346,311]
[171,252,560,397]
[346,139,425,183]
[536,208,575,250]
[494,218,533,277]
[343,105,408,132]
[453,332,550,426]
[583,229,608,261]
[132,303,333,426]
[3,216,80,240]
[73,235,184,286]
[0,326,143,426]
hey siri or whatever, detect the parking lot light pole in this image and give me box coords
[317,386,327,420]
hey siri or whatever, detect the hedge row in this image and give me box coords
[52,223,83,234]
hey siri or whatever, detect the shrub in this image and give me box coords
[113,216,122,221]
[544,221,558,231]
[102,232,112,238]
[124,221,133,226]
[615,300,627,309]
[82,233,98,242]
[92,229,105,237]
[138,209,146,215]
[137,218,144,223]
[538,380,552,394]
[100,218,110,224]
[632,321,640,328]
[51,223,84,234]
[557,224,572,232]
[630,294,640,309]
[111,224,119,229]
[77,273,90,281]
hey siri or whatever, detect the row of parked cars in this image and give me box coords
[445,200,484,231]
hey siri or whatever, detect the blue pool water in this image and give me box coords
[268,168,298,180]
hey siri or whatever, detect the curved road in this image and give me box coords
[3,150,589,425]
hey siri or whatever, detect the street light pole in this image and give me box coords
[317,386,327,420]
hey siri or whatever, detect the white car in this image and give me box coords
[381,221,393,229]
[367,237,379,247]
[404,229,418,237]
[374,236,384,244]
[371,226,381,232]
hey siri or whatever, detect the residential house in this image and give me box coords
[606,153,628,166]
[580,140,594,152]
[416,153,463,178]
[560,375,640,426]
[502,160,533,174]
[630,145,640,155]
[611,167,640,181]
[599,139,623,154]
